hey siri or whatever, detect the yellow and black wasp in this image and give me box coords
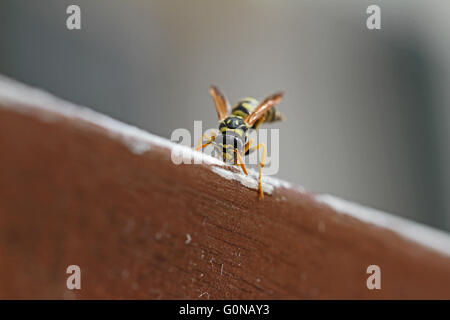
[195,85,284,198]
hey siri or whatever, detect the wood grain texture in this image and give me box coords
[0,104,449,299]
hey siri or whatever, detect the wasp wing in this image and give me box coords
[245,92,284,126]
[209,85,230,121]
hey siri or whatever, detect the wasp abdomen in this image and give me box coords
[232,97,283,128]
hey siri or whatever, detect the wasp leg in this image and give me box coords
[243,138,254,154]
[247,142,267,198]
[195,131,217,151]
[195,141,213,151]
[235,149,248,176]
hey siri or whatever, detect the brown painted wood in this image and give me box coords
[0,104,449,299]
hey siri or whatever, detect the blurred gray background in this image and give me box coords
[1,0,449,231]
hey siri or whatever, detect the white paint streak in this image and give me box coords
[0,75,300,195]
[0,75,221,164]
[211,167,275,195]
[185,233,192,244]
[210,164,306,197]
[316,194,450,256]
[198,292,210,299]
[210,165,305,196]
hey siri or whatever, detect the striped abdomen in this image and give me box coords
[231,97,283,129]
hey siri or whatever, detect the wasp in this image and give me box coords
[195,85,284,198]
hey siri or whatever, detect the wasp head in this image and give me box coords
[212,132,245,164]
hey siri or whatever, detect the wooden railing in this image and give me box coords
[0,75,449,299]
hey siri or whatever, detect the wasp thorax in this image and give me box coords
[212,132,245,164]
[219,116,247,130]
